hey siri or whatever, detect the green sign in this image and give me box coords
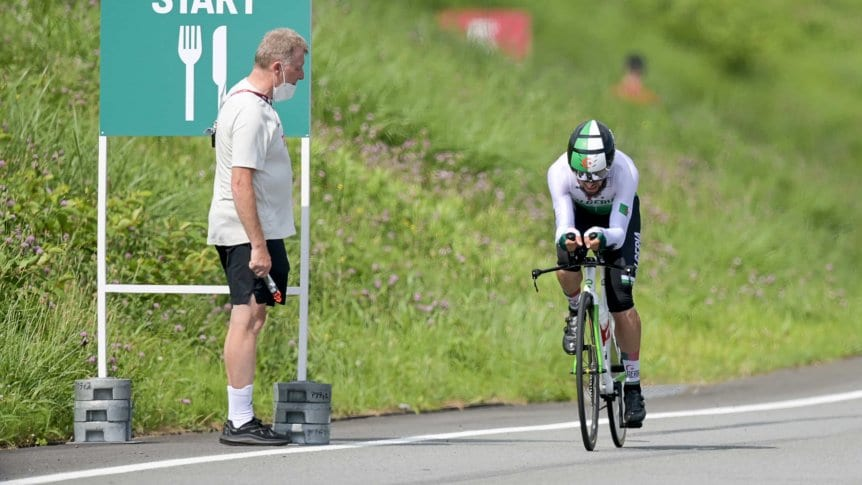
[100,0,311,137]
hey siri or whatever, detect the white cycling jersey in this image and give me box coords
[547,149,638,250]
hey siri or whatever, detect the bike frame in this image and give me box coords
[531,249,629,398]
[578,251,623,398]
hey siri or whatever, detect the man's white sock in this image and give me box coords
[566,291,580,310]
[623,359,640,385]
[227,384,254,428]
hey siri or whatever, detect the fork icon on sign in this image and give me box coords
[178,25,202,121]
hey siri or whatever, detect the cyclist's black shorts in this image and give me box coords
[216,239,289,307]
[556,195,641,313]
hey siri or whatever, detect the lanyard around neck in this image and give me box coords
[230,88,272,106]
[209,87,273,148]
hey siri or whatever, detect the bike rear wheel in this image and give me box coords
[607,381,627,447]
[607,336,627,447]
[575,292,599,451]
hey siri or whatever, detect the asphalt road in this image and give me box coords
[2,356,862,484]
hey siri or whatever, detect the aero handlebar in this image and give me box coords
[531,233,632,292]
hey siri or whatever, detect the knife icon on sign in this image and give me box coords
[212,26,227,109]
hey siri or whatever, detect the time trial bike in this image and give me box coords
[531,237,632,451]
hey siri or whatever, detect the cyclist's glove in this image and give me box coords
[557,228,580,251]
[584,226,608,251]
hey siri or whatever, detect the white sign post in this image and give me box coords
[98,0,313,380]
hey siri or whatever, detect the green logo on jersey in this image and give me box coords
[619,203,629,216]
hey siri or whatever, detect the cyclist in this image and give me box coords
[546,119,646,427]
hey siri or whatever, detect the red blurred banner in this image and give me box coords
[438,9,532,61]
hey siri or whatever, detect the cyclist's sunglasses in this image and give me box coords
[574,168,609,182]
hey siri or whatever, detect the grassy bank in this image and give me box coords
[1,0,860,447]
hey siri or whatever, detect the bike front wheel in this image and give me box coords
[575,292,599,451]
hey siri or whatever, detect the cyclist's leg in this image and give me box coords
[606,195,642,364]
[612,309,642,378]
[607,270,641,373]
[605,196,645,424]
[555,245,583,309]
[555,246,583,354]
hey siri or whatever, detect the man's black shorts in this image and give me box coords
[216,240,289,306]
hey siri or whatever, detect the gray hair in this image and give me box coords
[254,28,308,67]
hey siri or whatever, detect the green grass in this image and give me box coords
[1,0,861,447]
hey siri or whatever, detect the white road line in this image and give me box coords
[5,389,862,485]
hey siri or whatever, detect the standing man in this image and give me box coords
[547,119,646,427]
[207,28,308,446]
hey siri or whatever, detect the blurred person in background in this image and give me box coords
[612,53,659,105]
[546,119,646,427]
[207,28,308,446]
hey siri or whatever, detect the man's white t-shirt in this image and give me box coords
[207,79,296,246]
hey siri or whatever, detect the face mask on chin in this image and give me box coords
[272,70,296,102]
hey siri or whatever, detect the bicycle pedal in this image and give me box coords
[622,421,643,429]
[611,364,625,373]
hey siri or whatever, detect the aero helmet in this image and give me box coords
[567,119,615,182]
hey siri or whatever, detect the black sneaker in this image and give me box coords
[624,386,646,428]
[219,417,290,446]
[562,316,577,355]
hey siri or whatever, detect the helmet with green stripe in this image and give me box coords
[567,119,615,182]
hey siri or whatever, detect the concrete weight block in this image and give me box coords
[274,381,331,403]
[73,421,132,443]
[74,378,132,401]
[73,399,132,423]
[273,423,330,445]
[273,401,331,424]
